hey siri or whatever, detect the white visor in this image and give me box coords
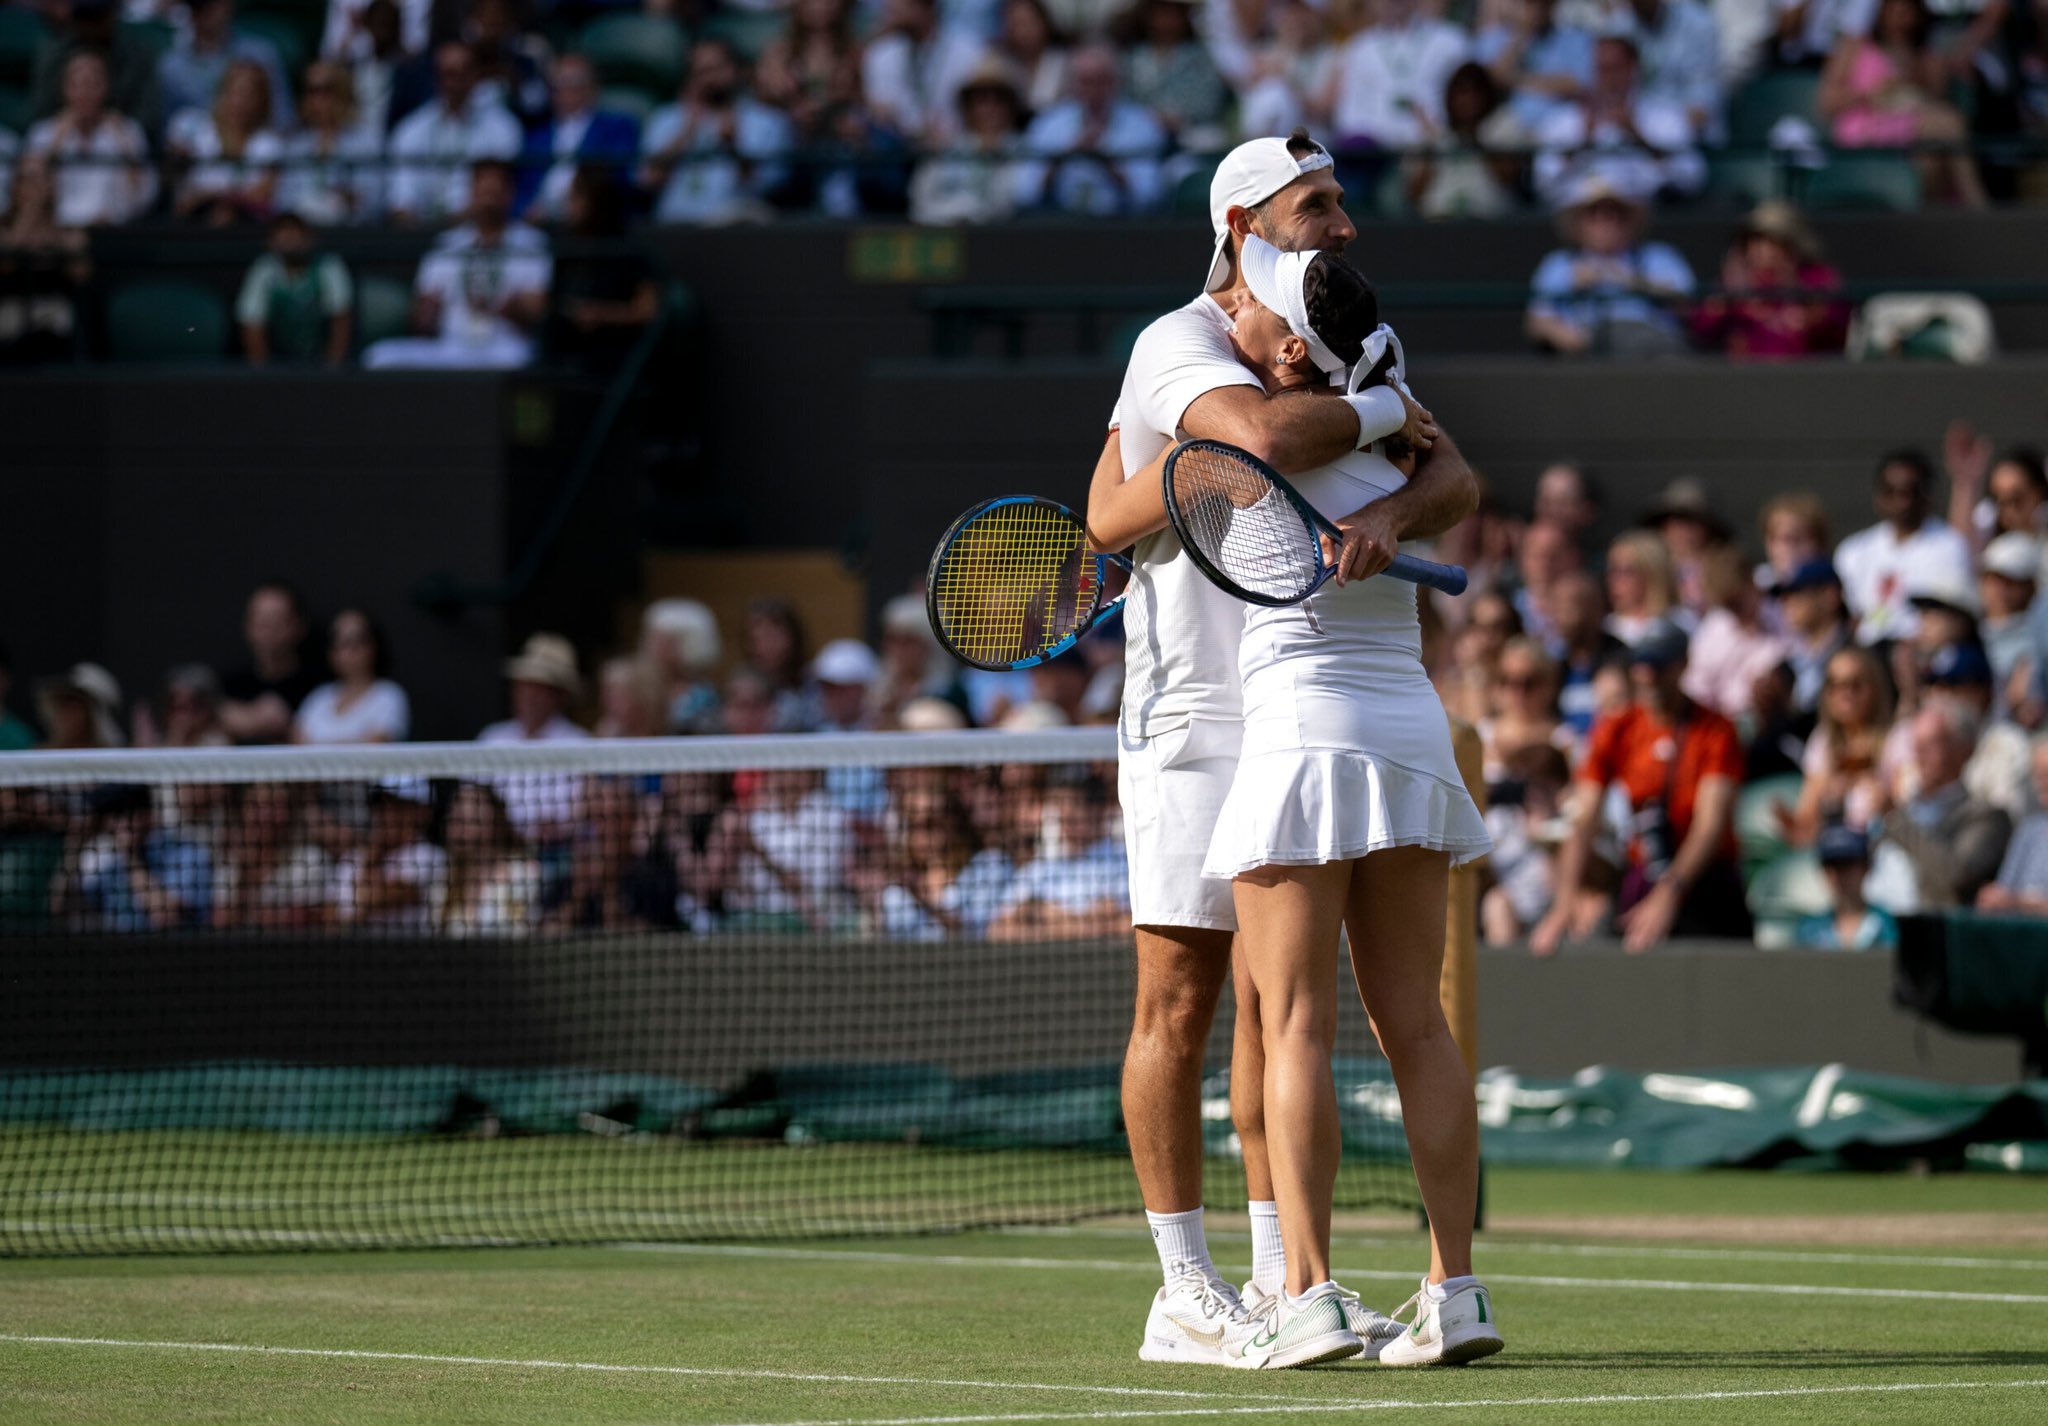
[1238,233,1348,377]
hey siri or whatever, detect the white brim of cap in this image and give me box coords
[1203,229,1230,293]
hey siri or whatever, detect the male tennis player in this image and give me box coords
[1084,130,1478,1369]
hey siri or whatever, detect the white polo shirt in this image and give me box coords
[1110,294,1262,738]
[1834,517,1974,645]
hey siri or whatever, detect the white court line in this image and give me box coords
[0,1336,1265,1402]
[1004,1225,2048,1274]
[619,1243,2048,1306]
[702,1380,2048,1426]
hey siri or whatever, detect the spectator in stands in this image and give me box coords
[1916,641,2032,822]
[167,58,283,225]
[1835,448,1974,647]
[910,62,1031,224]
[811,639,880,734]
[1641,477,1730,621]
[1771,557,1853,715]
[720,668,779,736]
[1604,529,1682,646]
[276,62,384,225]
[987,765,1128,940]
[1438,589,1521,726]
[344,0,411,139]
[0,156,90,365]
[25,52,156,227]
[1481,635,1568,783]
[1820,0,1987,207]
[1627,0,1724,138]
[324,0,431,63]
[1980,532,2040,712]
[293,609,410,744]
[639,598,723,735]
[1479,741,1576,946]
[1525,176,1694,356]
[1549,568,1627,738]
[1796,821,1899,949]
[1759,493,1832,611]
[1945,423,2048,551]
[1780,643,1894,841]
[520,55,639,224]
[1012,43,1166,215]
[28,0,162,136]
[994,0,1072,115]
[723,766,854,931]
[219,583,318,744]
[0,644,33,750]
[35,662,124,748]
[862,0,985,144]
[757,0,864,141]
[462,0,549,132]
[593,656,667,739]
[742,598,812,731]
[1978,734,2048,912]
[872,593,966,727]
[1475,0,1596,136]
[1532,31,1703,207]
[857,775,1013,938]
[364,159,550,369]
[237,211,354,367]
[1402,60,1524,220]
[481,633,587,744]
[434,780,539,936]
[132,663,229,748]
[1227,0,1339,139]
[213,783,333,929]
[1534,461,1602,557]
[386,42,522,226]
[1510,516,1581,645]
[1027,648,1092,726]
[1125,0,1230,150]
[545,166,658,371]
[640,38,794,224]
[1534,622,1750,953]
[157,0,294,131]
[1872,701,2012,908]
[1689,201,1850,360]
[1683,544,1789,722]
[64,783,215,931]
[1330,0,1471,158]
[330,779,442,932]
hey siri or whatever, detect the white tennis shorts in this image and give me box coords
[1117,716,1243,932]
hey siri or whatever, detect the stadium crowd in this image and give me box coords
[7,423,2048,947]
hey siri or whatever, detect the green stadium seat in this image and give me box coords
[107,281,231,363]
[1745,849,1831,923]
[599,84,659,126]
[703,10,786,63]
[1371,164,1410,220]
[1728,71,1821,147]
[354,274,414,348]
[240,0,326,67]
[578,14,686,96]
[0,6,44,87]
[1704,152,1782,207]
[120,18,177,60]
[1735,773,1803,870]
[1170,163,1215,217]
[1804,154,1923,212]
[236,13,310,91]
[0,82,29,134]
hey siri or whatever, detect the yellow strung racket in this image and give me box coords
[925,496,1131,671]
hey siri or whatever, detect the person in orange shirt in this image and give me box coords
[1531,621,1750,955]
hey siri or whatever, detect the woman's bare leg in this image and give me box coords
[1345,845,1477,1282]
[1233,860,1348,1295]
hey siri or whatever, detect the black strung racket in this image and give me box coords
[925,496,1132,671]
[1162,439,1468,607]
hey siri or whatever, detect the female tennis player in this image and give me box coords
[1203,235,1502,1367]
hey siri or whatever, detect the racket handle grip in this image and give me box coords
[1387,552,1469,596]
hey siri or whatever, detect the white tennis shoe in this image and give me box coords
[1243,1278,1400,1360]
[1227,1283,1364,1370]
[1138,1263,1247,1366]
[1378,1276,1504,1367]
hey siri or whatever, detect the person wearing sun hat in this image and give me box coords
[1977,531,2041,710]
[34,663,126,749]
[1689,200,1849,359]
[1525,171,1695,356]
[1077,128,1479,1373]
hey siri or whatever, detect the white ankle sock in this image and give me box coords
[1427,1274,1477,1302]
[1287,1280,1338,1308]
[1248,1200,1285,1293]
[1146,1207,1215,1286]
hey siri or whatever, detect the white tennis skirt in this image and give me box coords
[1201,656,1491,880]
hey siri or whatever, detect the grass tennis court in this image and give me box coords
[4,1168,2045,1425]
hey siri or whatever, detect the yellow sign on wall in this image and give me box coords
[848,229,965,283]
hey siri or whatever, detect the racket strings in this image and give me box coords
[1169,448,1323,603]
[931,504,1101,665]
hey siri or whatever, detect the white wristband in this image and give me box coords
[1341,386,1406,450]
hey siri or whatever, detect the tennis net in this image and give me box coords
[0,731,1418,1256]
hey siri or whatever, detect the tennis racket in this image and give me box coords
[1162,438,1468,607]
[925,496,1131,671]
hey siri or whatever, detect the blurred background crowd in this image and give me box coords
[9,417,2048,949]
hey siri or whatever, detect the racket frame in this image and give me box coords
[924,495,1133,672]
[1161,438,1468,605]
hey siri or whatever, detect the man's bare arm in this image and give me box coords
[1180,384,1437,476]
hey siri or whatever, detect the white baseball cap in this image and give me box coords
[1981,531,2042,583]
[1203,134,1334,293]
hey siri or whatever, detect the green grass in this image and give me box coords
[3,1168,2046,1425]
